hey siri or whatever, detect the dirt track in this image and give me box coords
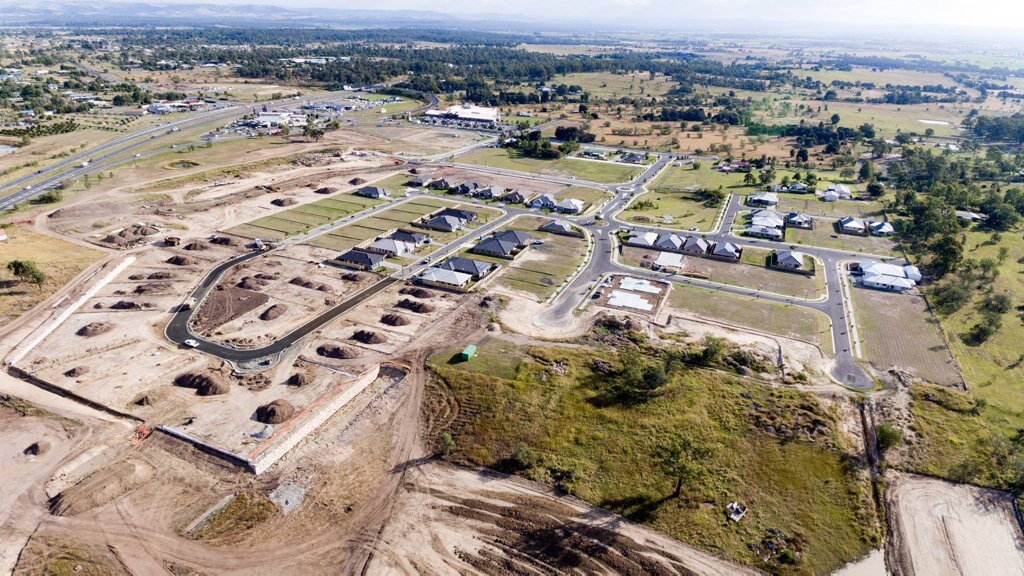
[886,471,1024,576]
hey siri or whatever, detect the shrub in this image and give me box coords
[875,423,903,452]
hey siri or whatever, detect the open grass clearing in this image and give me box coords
[459,147,639,183]
[548,71,678,99]
[426,342,877,574]
[785,219,900,257]
[777,195,887,219]
[621,189,724,231]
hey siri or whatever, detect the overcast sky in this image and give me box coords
[184,0,1024,31]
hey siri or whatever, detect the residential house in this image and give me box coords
[429,178,451,191]
[365,238,413,257]
[474,186,503,200]
[438,257,494,280]
[788,182,810,193]
[751,209,785,229]
[472,237,519,258]
[774,250,807,270]
[869,221,895,236]
[827,183,853,198]
[435,208,477,223]
[419,267,472,290]
[389,230,430,246]
[336,249,384,270]
[655,233,684,252]
[555,198,585,214]
[786,212,813,230]
[857,261,919,293]
[356,186,388,199]
[955,210,985,222]
[451,182,481,195]
[747,192,779,208]
[407,175,432,187]
[493,230,531,248]
[711,241,741,260]
[528,194,557,210]
[625,231,658,247]
[539,219,579,236]
[682,236,710,255]
[744,225,783,240]
[421,215,466,232]
[620,152,646,164]
[839,216,867,235]
[821,190,840,202]
[501,190,529,205]
[580,150,605,159]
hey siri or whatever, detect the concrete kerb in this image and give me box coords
[837,260,863,360]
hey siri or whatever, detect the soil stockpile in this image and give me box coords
[134,282,172,294]
[255,400,296,424]
[341,272,361,282]
[174,372,230,396]
[271,198,298,207]
[236,276,269,290]
[397,299,434,314]
[148,271,175,279]
[128,273,145,280]
[286,372,310,387]
[102,223,161,247]
[380,313,411,326]
[166,255,196,266]
[110,300,145,310]
[349,177,367,185]
[184,242,209,251]
[316,343,357,359]
[260,304,287,321]
[314,186,336,194]
[210,236,238,246]
[351,330,387,344]
[64,366,89,378]
[400,287,433,299]
[24,441,50,456]
[76,322,113,337]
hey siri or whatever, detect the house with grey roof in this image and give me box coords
[419,267,472,290]
[555,198,585,214]
[472,237,519,258]
[786,212,813,230]
[421,215,466,232]
[654,233,684,252]
[774,249,807,270]
[438,257,494,280]
[390,230,430,246]
[747,192,779,208]
[744,225,783,240]
[435,208,477,223]
[493,230,531,247]
[501,190,529,205]
[751,209,785,229]
[407,175,432,187]
[429,178,451,190]
[839,216,868,235]
[365,238,413,257]
[869,221,895,236]
[539,219,579,237]
[356,186,388,199]
[625,231,658,247]
[528,194,557,210]
[711,241,741,260]
[682,236,710,255]
[336,249,385,270]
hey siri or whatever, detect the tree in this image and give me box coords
[830,113,841,125]
[859,160,875,182]
[795,148,809,163]
[658,435,716,498]
[929,235,963,275]
[6,259,46,289]
[743,172,757,186]
[875,423,903,452]
[866,181,885,197]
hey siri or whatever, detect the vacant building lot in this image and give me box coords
[852,287,961,386]
[669,284,834,354]
[458,148,639,183]
[226,191,383,240]
[620,188,725,230]
[886,472,1024,576]
[785,219,901,257]
[623,246,826,299]
[777,196,886,219]
[0,226,104,325]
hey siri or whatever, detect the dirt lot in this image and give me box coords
[886,472,1024,576]
[852,287,962,387]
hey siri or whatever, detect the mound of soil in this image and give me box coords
[236,276,269,291]
[286,372,310,387]
[380,313,411,326]
[64,366,89,378]
[271,198,298,207]
[316,343,357,359]
[255,399,296,424]
[349,177,367,185]
[341,272,362,282]
[49,460,155,516]
[77,322,113,337]
[183,242,209,251]
[166,255,196,266]
[102,223,161,247]
[260,304,287,321]
[148,271,175,280]
[397,299,434,314]
[314,186,336,195]
[210,236,238,246]
[290,277,327,291]
[128,273,146,280]
[24,441,50,456]
[134,282,171,294]
[351,330,387,344]
[400,287,434,299]
[254,273,278,281]
[316,284,332,292]
[110,300,144,310]
[174,372,230,396]
[134,395,153,406]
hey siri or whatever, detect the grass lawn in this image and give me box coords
[777,196,887,219]
[459,148,639,183]
[652,164,749,191]
[621,189,724,231]
[0,225,104,325]
[558,186,609,212]
[785,219,901,257]
[669,284,834,355]
[426,341,877,574]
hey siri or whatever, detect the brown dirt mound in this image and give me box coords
[271,198,298,207]
[49,460,155,516]
[290,276,324,290]
[77,322,113,337]
[148,271,175,280]
[316,343,358,359]
[254,273,277,281]
[341,272,362,282]
[24,441,50,456]
[254,399,296,424]
[128,273,145,280]
[286,372,310,387]
[210,236,238,246]
[351,330,387,344]
[134,395,153,406]
[397,299,434,314]
[260,304,287,321]
[134,282,171,294]
[64,366,89,378]
[316,284,332,292]
[167,255,196,266]
[236,276,268,290]
[349,177,367,185]
[380,313,411,326]
[110,300,144,310]
[174,372,230,396]
[183,242,209,251]
[400,287,434,299]
[314,186,336,194]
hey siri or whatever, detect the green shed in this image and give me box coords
[459,344,477,361]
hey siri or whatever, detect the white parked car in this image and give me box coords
[184,339,200,348]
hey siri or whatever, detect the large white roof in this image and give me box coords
[426,104,500,122]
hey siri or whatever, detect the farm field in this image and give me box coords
[851,287,961,386]
[668,284,834,354]
[458,148,639,183]
[0,226,104,325]
[426,340,877,574]
[785,219,901,257]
